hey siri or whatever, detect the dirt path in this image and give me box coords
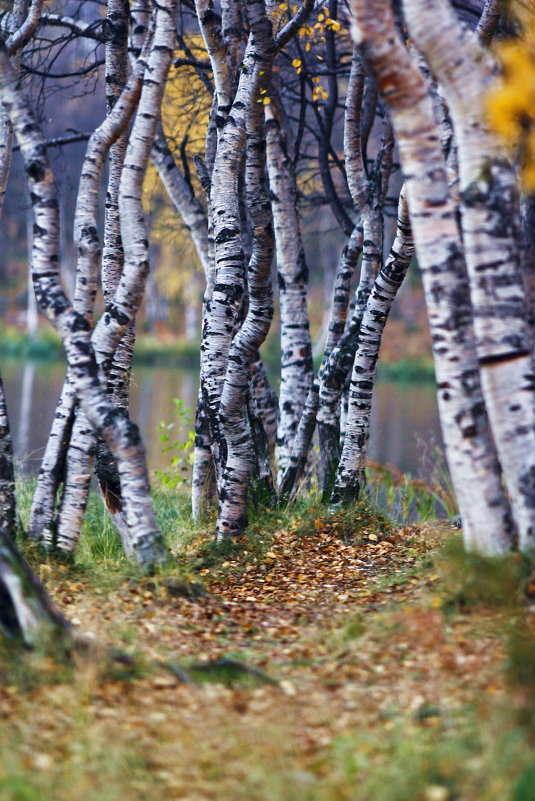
[0,522,531,801]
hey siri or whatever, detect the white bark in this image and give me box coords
[405,0,535,551]
[265,106,313,482]
[332,188,413,503]
[277,226,362,502]
[350,0,513,555]
[31,48,147,553]
[317,54,393,493]
[199,32,256,486]
[0,531,70,646]
[0,374,17,538]
[215,6,275,539]
[0,37,166,568]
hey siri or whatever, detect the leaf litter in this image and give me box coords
[0,515,534,801]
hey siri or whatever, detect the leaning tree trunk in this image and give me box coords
[332,188,413,504]
[0,35,167,568]
[349,0,513,555]
[0,531,71,646]
[405,0,535,552]
[29,42,149,552]
[58,0,177,555]
[277,226,362,503]
[317,56,393,495]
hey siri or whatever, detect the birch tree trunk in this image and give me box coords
[265,107,313,483]
[349,0,513,555]
[28,0,144,545]
[58,0,177,555]
[92,0,134,546]
[405,0,535,552]
[0,35,167,568]
[316,55,393,495]
[0,531,70,646]
[0,0,29,219]
[332,188,413,504]
[199,32,256,488]
[277,226,362,503]
[29,44,148,551]
[214,5,275,539]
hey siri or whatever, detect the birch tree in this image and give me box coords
[404,0,535,551]
[345,0,514,555]
[0,27,168,568]
[0,530,71,646]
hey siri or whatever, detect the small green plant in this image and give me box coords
[155,398,195,489]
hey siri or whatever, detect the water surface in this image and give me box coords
[1,359,443,481]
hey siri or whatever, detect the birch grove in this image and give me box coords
[2,0,535,604]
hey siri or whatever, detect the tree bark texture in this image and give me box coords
[0,530,70,646]
[277,226,362,503]
[30,48,147,552]
[350,0,514,555]
[0,36,167,568]
[0,374,17,538]
[332,188,413,504]
[214,3,275,539]
[265,109,313,483]
[405,0,535,551]
[316,56,393,494]
[199,30,257,488]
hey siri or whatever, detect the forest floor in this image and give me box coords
[1,492,535,801]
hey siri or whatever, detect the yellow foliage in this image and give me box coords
[487,5,535,189]
[143,34,211,299]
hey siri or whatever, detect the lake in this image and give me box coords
[1,359,444,481]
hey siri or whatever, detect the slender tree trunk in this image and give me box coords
[476,0,505,47]
[0,35,167,568]
[350,0,513,555]
[405,0,535,552]
[214,4,275,539]
[277,226,362,502]
[316,55,393,494]
[265,108,313,483]
[0,531,70,646]
[332,188,413,503]
[199,32,255,488]
[151,127,210,276]
[30,46,147,552]
[92,0,133,545]
[250,354,277,459]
